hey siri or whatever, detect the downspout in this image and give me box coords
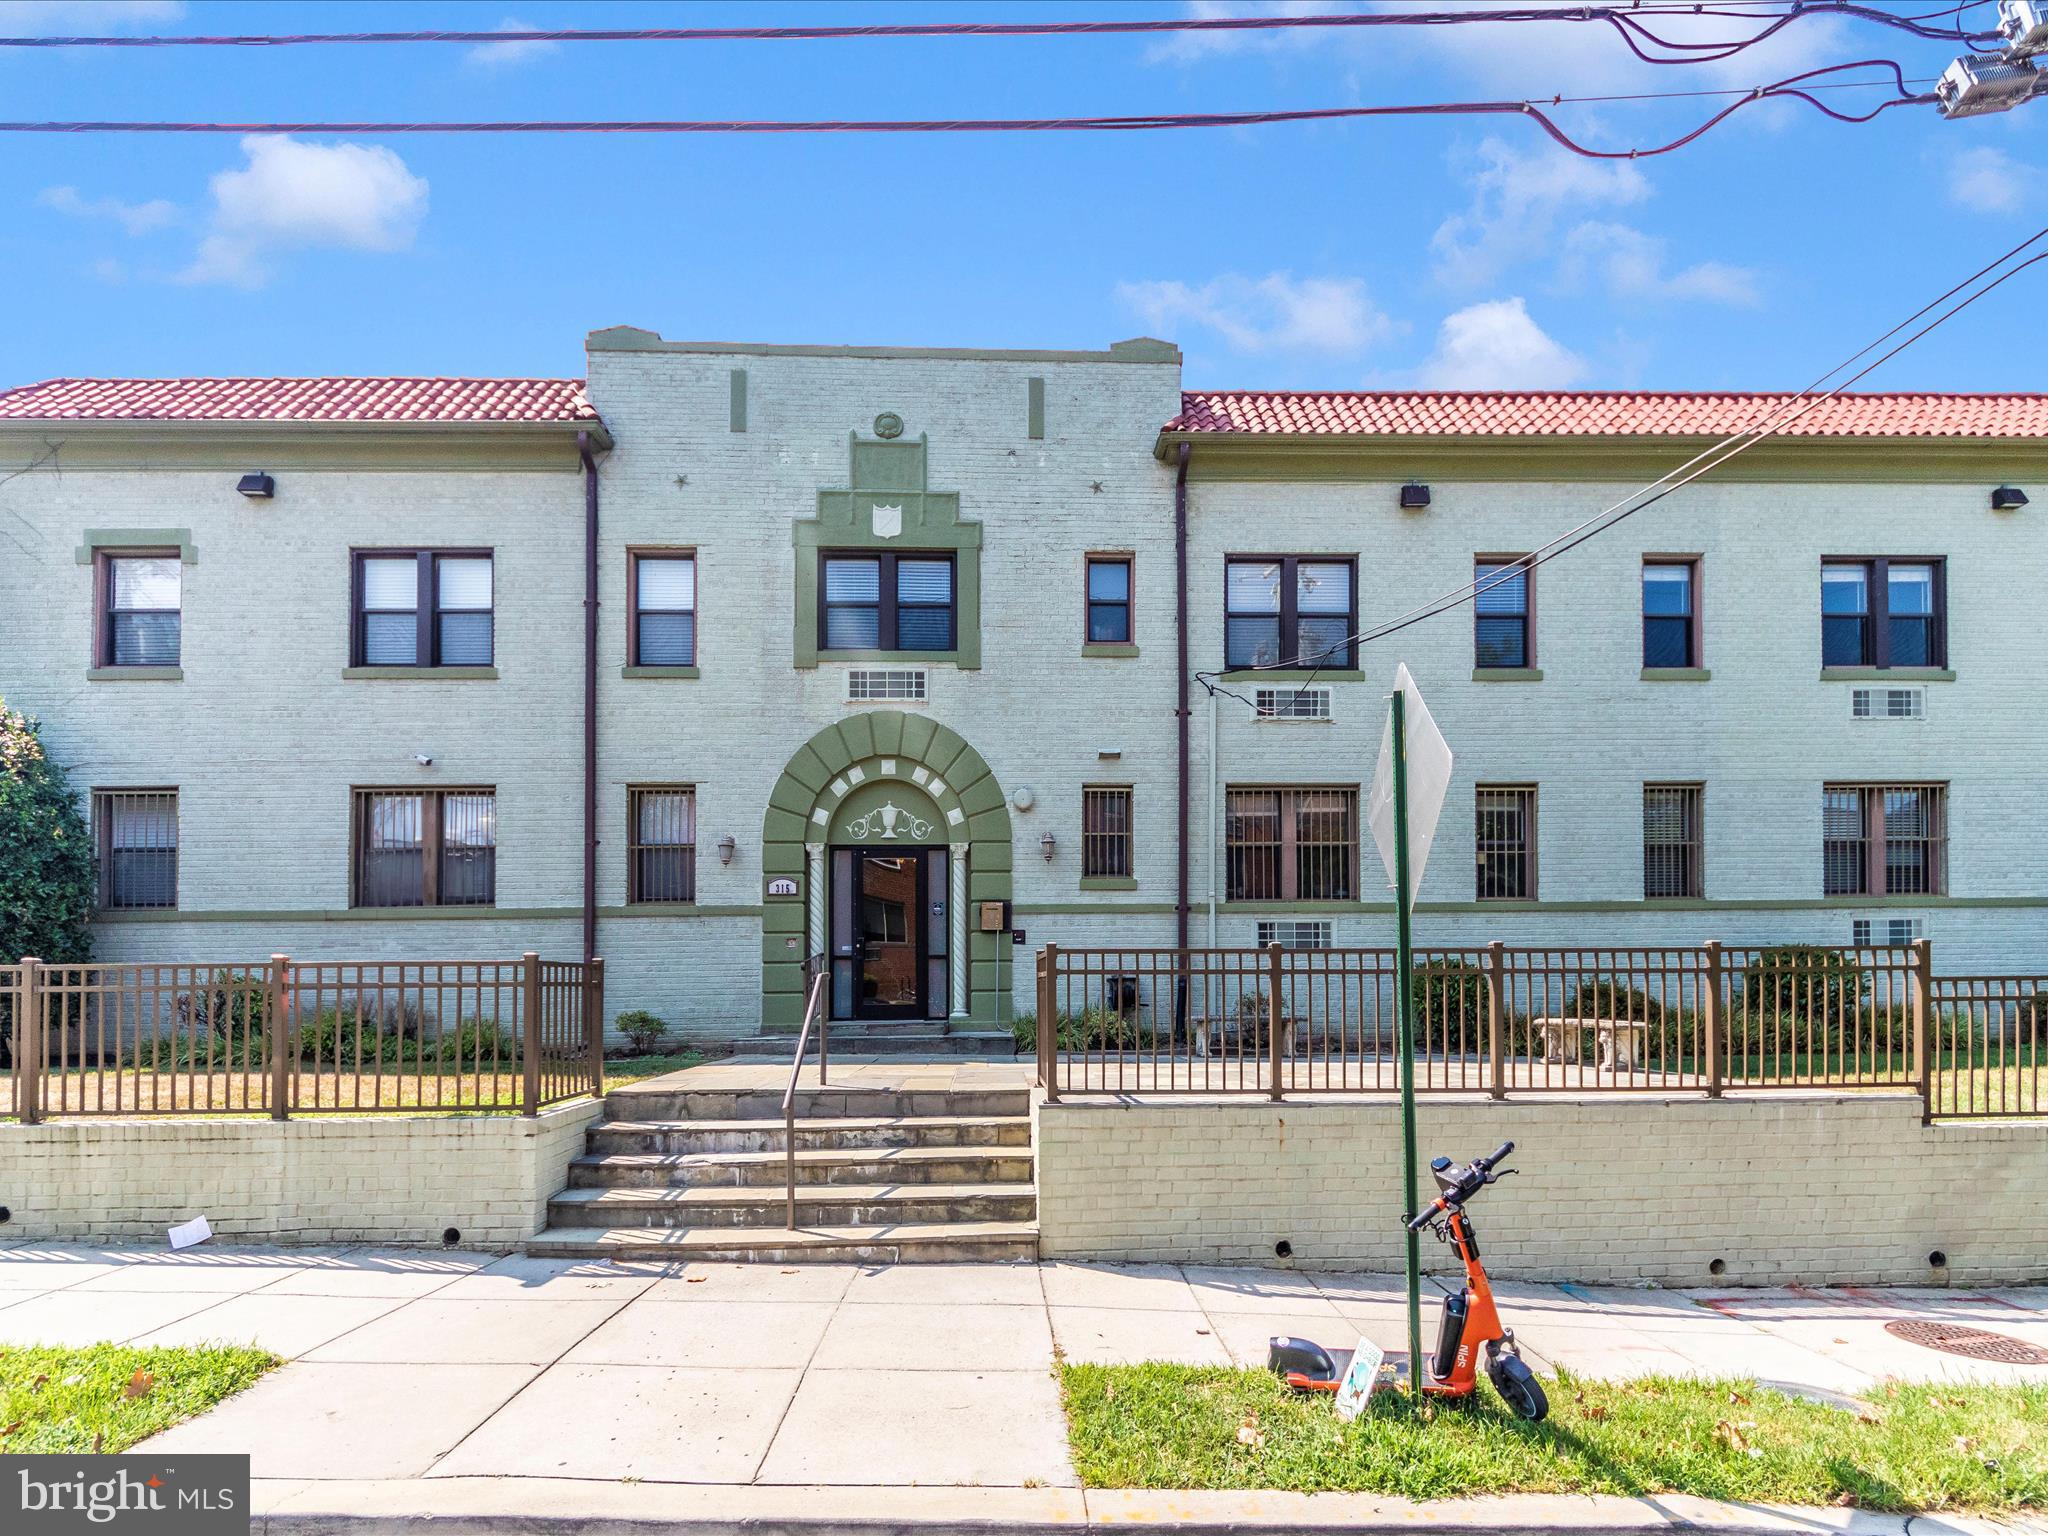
[578,430,600,963]
[1174,440,1192,956]
[1207,687,1218,946]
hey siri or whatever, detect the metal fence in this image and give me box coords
[1036,940,2041,1120]
[2,954,602,1121]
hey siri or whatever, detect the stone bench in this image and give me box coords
[1532,1015,1649,1071]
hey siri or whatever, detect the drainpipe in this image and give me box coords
[578,430,600,963]
[1207,687,1219,946]
[1174,441,1192,956]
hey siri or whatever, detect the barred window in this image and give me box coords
[631,552,696,667]
[1225,787,1357,902]
[1642,783,1703,899]
[1476,785,1537,900]
[353,551,494,668]
[628,786,697,903]
[99,553,181,668]
[1824,783,1947,897]
[1082,786,1133,879]
[352,788,496,908]
[93,789,178,910]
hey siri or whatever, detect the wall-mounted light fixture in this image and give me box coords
[1992,485,2029,510]
[717,834,737,866]
[1010,784,1036,812]
[236,472,275,499]
[413,753,434,767]
[1399,482,1432,510]
[1040,831,1057,861]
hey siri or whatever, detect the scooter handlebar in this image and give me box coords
[1405,1202,1441,1233]
[1475,1140,1515,1173]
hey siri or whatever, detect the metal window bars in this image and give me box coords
[1081,786,1133,879]
[1475,786,1537,900]
[1642,783,1703,899]
[628,786,697,903]
[92,789,179,911]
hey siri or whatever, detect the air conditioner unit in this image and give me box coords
[1254,686,1333,721]
[1852,917,1923,947]
[1257,920,1333,951]
[845,668,927,702]
[1937,52,2042,116]
[2001,0,2048,58]
[1850,686,1926,721]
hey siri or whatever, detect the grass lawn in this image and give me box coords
[603,1049,705,1084]
[1,1344,277,1453]
[1060,1365,2048,1512]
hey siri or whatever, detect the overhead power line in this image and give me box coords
[1197,220,2048,715]
[0,61,1934,159]
[0,2,2002,51]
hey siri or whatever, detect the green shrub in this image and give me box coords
[2019,990,2048,1048]
[1,701,96,1067]
[1409,959,1488,1039]
[614,1009,667,1055]
[292,997,436,1067]
[1562,978,1666,1024]
[428,1018,518,1067]
[1737,945,1867,1018]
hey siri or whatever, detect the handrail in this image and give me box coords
[783,953,830,1230]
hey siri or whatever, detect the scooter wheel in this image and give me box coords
[1487,1355,1549,1422]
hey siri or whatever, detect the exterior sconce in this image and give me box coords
[717,834,737,865]
[1040,831,1057,861]
[1399,482,1431,510]
[236,472,275,499]
[1992,485,2029,510]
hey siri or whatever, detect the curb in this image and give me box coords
[247,1480,2045,1536]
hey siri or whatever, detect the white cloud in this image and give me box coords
[1115,271,1397,354]
[178,136,429,289]
[0,1,182,28]
[1432,137,1649,288]
[1558,221,1761,307]
[37,185,179,236]
[1946,146,2032,214]
[1418,297,1586,389]
[1141,0,1344,65]
[466,16,559,69]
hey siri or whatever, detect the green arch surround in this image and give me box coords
[760,711,1013,1028]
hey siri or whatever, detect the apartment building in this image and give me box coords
[1,337,2041,1043]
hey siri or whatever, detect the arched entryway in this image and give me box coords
[760,712,1013,1030]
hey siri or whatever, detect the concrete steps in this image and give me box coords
[726,1030,1018,1059]
[527,1075,1038,1263]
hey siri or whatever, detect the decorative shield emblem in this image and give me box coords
[872,503,903,539]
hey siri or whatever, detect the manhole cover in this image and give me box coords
[1884,1319,2048,1364]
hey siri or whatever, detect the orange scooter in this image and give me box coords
[1406,1140,1549,1421]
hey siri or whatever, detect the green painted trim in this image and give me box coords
[1473,667,1545,682]
[343,666,499,681]
[14,429,602,467]
[1156,431,2048,482]
[1821,666,1956,683]
[621,665,700,680]
[600,904,762,918]
[729,368,747,433]
[1211,895,2036,915]
[1027,376,1046,440]
[1018,901,1178,915]
[86,666,183,682]
[1642,667,1711,682]
[96,906,582,924]
[1082,643,1141,659]
[1079,876,1139,891]
[1220,669,1364,682]
[76,528,196,564]
[588,325,1180,365]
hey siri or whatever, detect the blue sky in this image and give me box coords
[1,0,2041,392]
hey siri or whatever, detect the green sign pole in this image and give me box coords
[1390,688,1423,1396]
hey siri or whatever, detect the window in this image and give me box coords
[351,788,496,908]
[1642,559,1698,668]
[1475,785,1537,899]
[1642,783,1703,899]
[353,551,494,667]
[98,553,181,667]
[1224,788,1357,901]
[1821,558,1944,669]
[1823,783,1947,897]
[92,789,177,910]
[1082,786,1133,878]
[630,552,696,666]
[1225,557,1355,670]
[1474,558,1533,668]
[820,551,955,653]
[1853,917,1922,947]
[1086,556,1132,644]
[1257,920,1332,950]
[627,786,696,903]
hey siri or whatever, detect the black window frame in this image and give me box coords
[1641,557,1700,669]
[1821,557,1946,670]
[1474,555,1534,670]
[95,549,182,669]
[1085,554,1134,646]
[1223,554,1358,671]
[817,549,957,655]
[351,549,495,669]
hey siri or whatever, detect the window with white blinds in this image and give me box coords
[632,553,697,666]
[820,551,955,653]
[353,551,495,668]
[100,554,181,667]
[628,786,697,903]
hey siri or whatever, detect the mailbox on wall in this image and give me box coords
[977,900,1009,933]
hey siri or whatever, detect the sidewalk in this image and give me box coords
[2,1241,2044,1532]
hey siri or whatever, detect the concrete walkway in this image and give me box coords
[2,1242,2045,1530]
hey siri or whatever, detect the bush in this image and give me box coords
[2019,990,2048,1048]
[428,1018,518,1068]
[1563,978,1666,1024]
[1,701,96,1066]
[1409,959,1488,1039]
[293,997,434,1067]
[1737,945,1867,1019]
[614,1009,668,1056]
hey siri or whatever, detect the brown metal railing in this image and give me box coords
[1037,940,2042,1119]
[784,953,830,1229]
[3,954,602,1121]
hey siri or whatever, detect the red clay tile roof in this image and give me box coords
[1168,391,2048,439]
[0,377,599,425]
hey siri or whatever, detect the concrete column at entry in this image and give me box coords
[805,842,826,969]
[949,842,970,1018]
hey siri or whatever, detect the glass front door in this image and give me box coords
[830,846,950,1021]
